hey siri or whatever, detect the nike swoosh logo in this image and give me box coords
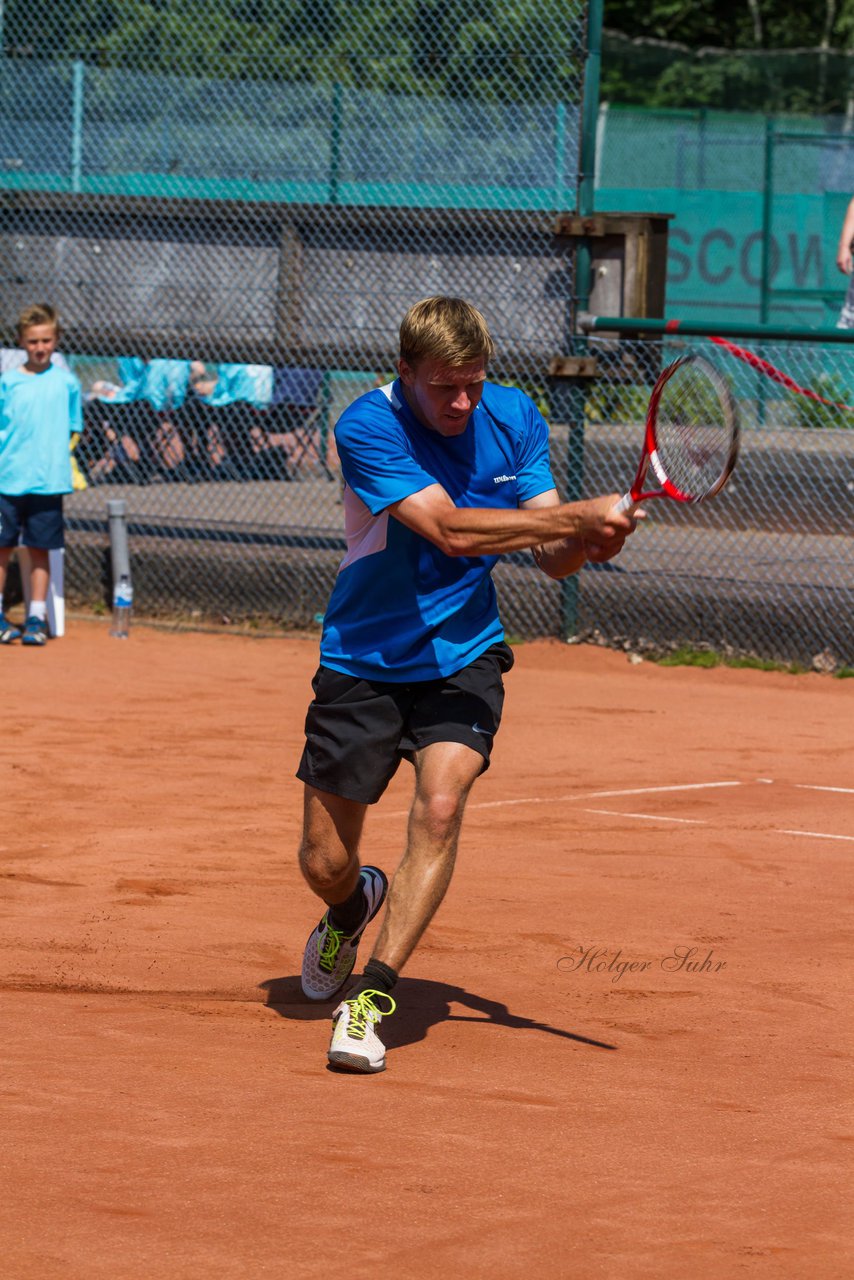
[472,723,493,736]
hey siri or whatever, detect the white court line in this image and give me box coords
[378,794,556,818]
[583,781,742,799]
[777,829,854,844]
[455,796,555,812]
[794,784,854,796]
[381,779,742,819]
[582,808,706,825]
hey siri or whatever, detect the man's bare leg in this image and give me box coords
[370,740,484,974]
[298,785,388,1003]
[327,740,484,1072]
[298,784,368,905]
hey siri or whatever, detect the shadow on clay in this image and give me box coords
[258,974,617,1051]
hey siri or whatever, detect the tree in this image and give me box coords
[602,0,854,110]
[5,1,854,112]
[1,1,584,103]
[603,1,843,50]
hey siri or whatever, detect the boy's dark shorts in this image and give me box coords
[0,494,65,550]
[297,641,515,804]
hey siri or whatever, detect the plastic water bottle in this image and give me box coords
[110,573,133,638]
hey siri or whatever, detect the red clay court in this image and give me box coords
[2,622,851,1278]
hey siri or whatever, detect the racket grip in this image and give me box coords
[613,491,636,516]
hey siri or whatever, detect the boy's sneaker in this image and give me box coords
[21,616,48,646]
[0,614,21,644]
[328,989,396,1074]
[301,866,388,1001]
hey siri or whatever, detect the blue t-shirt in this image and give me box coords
[141,360,191,411]
[320,379,555,682]
[87,357,147,404]
[0,364,83,495]
[206,364,273,408]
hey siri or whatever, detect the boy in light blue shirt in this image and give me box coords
[0,304,82,645]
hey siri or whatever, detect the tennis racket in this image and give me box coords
[615,354,739,516]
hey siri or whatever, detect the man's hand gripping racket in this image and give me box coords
[614,354,740,517]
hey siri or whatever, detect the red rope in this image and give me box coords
[708,335,854,412]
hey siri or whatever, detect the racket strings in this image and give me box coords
[654,373,732,499]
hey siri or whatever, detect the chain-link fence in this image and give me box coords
[595,106,854,328]
[58,333,854,671]
[1,1,593,631]
[1,4,852,670]
[567,335,853,671]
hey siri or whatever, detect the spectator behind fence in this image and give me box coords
[76,355,290,485]
[265,366,329,479]
[190,362,274,478]
[203,364,273,409]
[836,196,854,328]
[83,357,149,483]
[0,303,82,646]
[188,361,227,474]
[123,358,193,481]
[88,356,147,404]
[142,358,191,413]
[139,359,193,481]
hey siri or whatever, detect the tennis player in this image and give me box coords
[297,296,639,1073]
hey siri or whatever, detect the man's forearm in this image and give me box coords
[440,501,594,558]
[425,500,609,557]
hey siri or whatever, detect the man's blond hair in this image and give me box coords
[399,296,495,369]
[17,302,60,341]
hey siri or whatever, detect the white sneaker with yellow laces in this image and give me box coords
[327,989,396,1074]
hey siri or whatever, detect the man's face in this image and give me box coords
[20,323,57,372]
[398,356,487,437]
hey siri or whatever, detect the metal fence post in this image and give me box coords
[757,117,776,426]
[107,499,133,637]
[328,81,343,204]
[760,117,775,326]
[107,499,131,588]
[554,379,589,640]
[557,0,602,640]
[319,371,332,465]
[555,100,567,206]
[71,59,85,193]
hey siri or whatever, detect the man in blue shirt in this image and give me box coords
[297,296,639,1073]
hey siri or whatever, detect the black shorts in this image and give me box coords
[296,641,515,804]
[0,493,65,550]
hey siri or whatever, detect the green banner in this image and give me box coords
[599,187,851,325]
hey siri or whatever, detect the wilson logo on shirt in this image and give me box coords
[492,474,517,484]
